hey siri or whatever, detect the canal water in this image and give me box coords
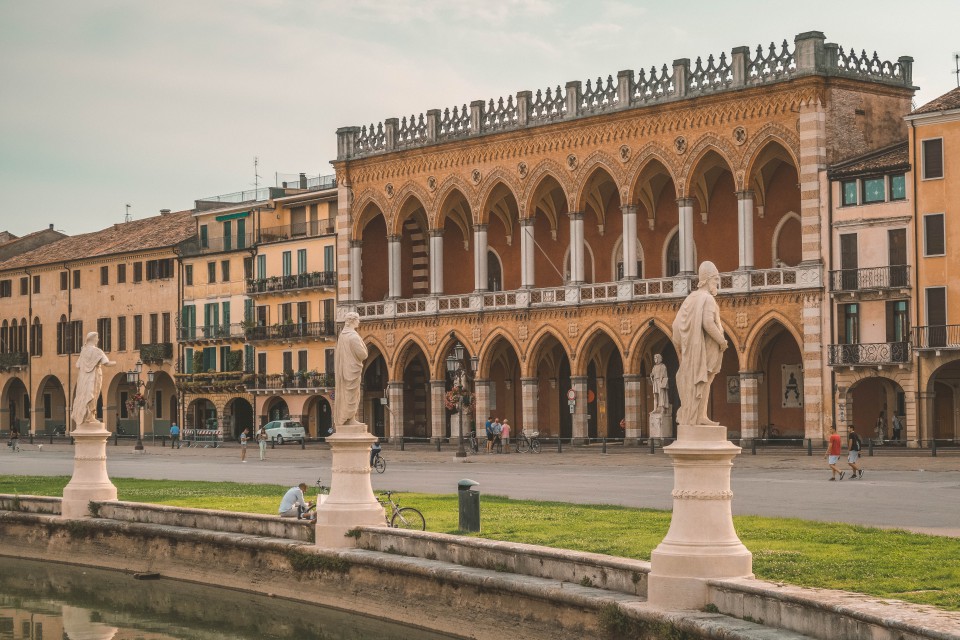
[0,557,462,639]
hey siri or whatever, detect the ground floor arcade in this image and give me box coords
[253,392,333,437]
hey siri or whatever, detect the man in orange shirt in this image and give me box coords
[824,426,844,481]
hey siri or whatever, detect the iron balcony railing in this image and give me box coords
[913,325,960,350]
[829,265,909,292]
[246,272,337,295]
[275,173,337,191]
[257,219,336,244]
[0,352,28,369]
[139,342,173,364]
[179,233,255,256]
[249,372,335,391]
[246,320,335,342]
[828,342,911,366]
[178,323,247,342]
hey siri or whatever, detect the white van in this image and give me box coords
[263,420,306,445]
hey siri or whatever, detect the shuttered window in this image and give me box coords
[922,139,943,179]
[924,214,945,256]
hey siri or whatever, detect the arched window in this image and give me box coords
[1,320,8,353]
[57,315,68,355]
[9,319,17,354]
[487,250,503,292]
[18,318,26,353]
[665,232,681,277]
[31,317,42,357]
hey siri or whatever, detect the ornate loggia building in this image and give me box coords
[332,31,915,443]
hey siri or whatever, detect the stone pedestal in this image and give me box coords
[61,421,117,519]
[315,422,386,547]
[648,407,673,444]
[647,424,753,610]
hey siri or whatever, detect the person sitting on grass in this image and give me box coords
[279,483,314,520]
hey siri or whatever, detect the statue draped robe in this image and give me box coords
[334,326,368,425]
[671,288,725,426]
[72,344,109,426]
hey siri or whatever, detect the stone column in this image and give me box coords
[917,391,934,449]
[429,230,444,296]
[62,420,118,519]
[801,296,824,441]
[314,422,385,547]
[521,377,539,435]
[349,240,363,302]
[623,374,643,442]
[621,204,638,279]
[520,218,535,288]
[739,371,761,442]
[473,224,488,292]
[647,425,753,609]
[568,212,585,284]
[473,379,491,432]
[386,381,404,442]
[736,191,755,271]
[430,379,446,442]
[570,376,588,443]
[677,198,695,275]
[387,236,401,299]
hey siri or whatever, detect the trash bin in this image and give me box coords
[458,478,480,533]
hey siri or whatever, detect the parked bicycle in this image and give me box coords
[465,431,479,454]
[379,491,425,530]
[515,429,541,453]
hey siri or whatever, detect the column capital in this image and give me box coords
[473,377,490,385]
[349,239,363,248]
[736,190,755,201]
[620,204,638,216]
[520,377,539,386]
[429,379,446,386]
[387,381,404,390]
[520,217,535,227]
[569,375,588,384]
[474,223,488,232]
[676,197,695,208]
[739,370,764,381]
[567,211,584,221]
[428,228,444,238]
[387,235,401,243]
[622,374,643,383]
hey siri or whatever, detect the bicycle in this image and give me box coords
[378,491,425,530]
[371,451,386,474]
[464,431,479,454]
[515,429,541,453]
[759,424,780,440]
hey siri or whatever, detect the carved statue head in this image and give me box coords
[344,312,360,330]
[697,261,720,294]
[85,331,99,347]
[654,353,663,364]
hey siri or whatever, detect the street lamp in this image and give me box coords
[446,343,478,458]
[125,358,155,451]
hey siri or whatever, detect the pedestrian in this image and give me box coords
[846,428,863,479]
[619,418,626,435]
[892,414,903,443]
[256,426,267,461]
[9,426,20,453]
[875,410,886,444]
[501,419,511,450]
[170,422,180,449]
[492,417,503,452]
[240,428,249,462]
[824,426,844,481]
[485,414,494,453]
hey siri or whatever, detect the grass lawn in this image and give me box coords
[2,475,957,611]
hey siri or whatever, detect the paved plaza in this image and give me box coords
[4,442,958,537]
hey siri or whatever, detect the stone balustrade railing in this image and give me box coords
[346,264,820,322]
[337,31,913,160]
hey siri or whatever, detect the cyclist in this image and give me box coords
[370,439,382,467]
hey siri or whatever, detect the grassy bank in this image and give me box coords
[1,475,957,610]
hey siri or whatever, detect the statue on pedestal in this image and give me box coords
[650,353,670,412]
[671,261,727,426]
[71,332,115,427]
[334,312,367,426]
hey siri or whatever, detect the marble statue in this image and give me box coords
[671,261,727,426]
[650,353,670,412]
[71,332,115,427]
[334,312,368,425]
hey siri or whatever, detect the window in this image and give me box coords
[257,254,266,279]
[223,220,232,252]
[60,271,68,290]
[841,180,858,206]
[325,348,335,374]
[926,287,947,348]
[237,218,247,250]
[282,251,292,277]
[117,316,126,351]
[256,305,268,326]
[207,261,216,283]
[922,138,944,179]
[221,259,230,282]
[924,214,945,256]
[282,351,293,374]
[888,228,908,287]
[200,224,209,249]
[323,299,334,323]
[56,316,67,354]
[133,315,143,349]
[279,302,292,323]
[220,346,230,372]
[889,174,906,201]
[97,318,112,352]
[297,249,307,275]
[297,301,308,324]
[30,318,42,356]
[324,245,335,272]
[244,345,254,373]
[298,350,308,372]
[100,266,109,286]
[149,313,158,343]
[181,305,196,340]
[838,303,859,344]
[185,347,194,373]
[185,264,193,286]
[72,270,80,289]
[146,258,173,280]
[257,352,267,375]
[0,280,10,298]
[202,347,216,372]
[886,300,909,343]
[861,177,885,204]
[162,312,171,343]
[133,262,143,282]
[221,301,230,328]
[19,277,28,295]
[243,257,253,280]
[203,303,219,331]
[32,275,39,294]
[70,320,83,353]
[117,264,126,283]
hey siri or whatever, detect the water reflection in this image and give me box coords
[0,558,460,640]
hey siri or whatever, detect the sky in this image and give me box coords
[0,0,957,237]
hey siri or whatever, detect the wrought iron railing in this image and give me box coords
[178,324,247,342]
[246,272,336,294]
[0,352,28,369]
[249,372,334,391]
[139,343,173,364]
[829,266,910,292]
[179,233,254,256]
[828,342,911,366]
[913,325,960,350]
[257,220,336,244]
[175,372,252,394]
[245,321,335,342]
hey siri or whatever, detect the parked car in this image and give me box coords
[263,420,306,445]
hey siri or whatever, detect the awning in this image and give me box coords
[215,211,250,222]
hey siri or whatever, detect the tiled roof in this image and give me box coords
[912,86,960,115]
[0,210,196,271]
[828,141,910,179]
[0,231,17,246]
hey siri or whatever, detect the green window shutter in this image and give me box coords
[237,218,246,249]
[298,249,307,274]
[222,301,230,328]
[244,345,254,373]
[324,245,334,272]
[185,348,194,374]
[223,221,232,252]
[244,299,253,322]
[200,225,208,248]
[282,251,292,277]
[257,255,266,279]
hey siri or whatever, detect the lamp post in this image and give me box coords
[445,342,478,459]
[125,358,154,452]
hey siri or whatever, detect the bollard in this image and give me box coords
[301,438,305,450]
[50,433,54,445]
[868,439,874,457]
[70,436,74,445]
[436,439,441,452]
[271,438,276,449]
[751,438,757,455]
[400,437,405,451]
[457,479,480,533]
[649,437,655,454]
[602,438,607,454]
[557,437,562,453]
[931,438,937,457]
[29,434,33,445]
[807,438,813,456]
[114,433,118,446]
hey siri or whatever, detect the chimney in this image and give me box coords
[49,224,54,229]
[160,208,171,216]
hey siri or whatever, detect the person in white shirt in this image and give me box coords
[278,483,313,519]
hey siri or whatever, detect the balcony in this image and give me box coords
[139,343,173,365]
[829,266,910,294]
[179,233,255,256]
[258,219,336,244]
[178,324,247,343]
[913,325,960,351]
[246,321,335,343]
[248,372,334,394]
[351,264,822,321]
[246,272,337,295]
[828,342,911,367]
[0,352,28,370]
[175,371,253,394]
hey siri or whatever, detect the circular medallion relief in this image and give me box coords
[567,154,578,170]
[733,126,747,145]
[385,183,394,198]
[674,137,687,154]
[518,162,528,178]
[427,176,437,192]
[471,169,482,185]
[619,145,631,162]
